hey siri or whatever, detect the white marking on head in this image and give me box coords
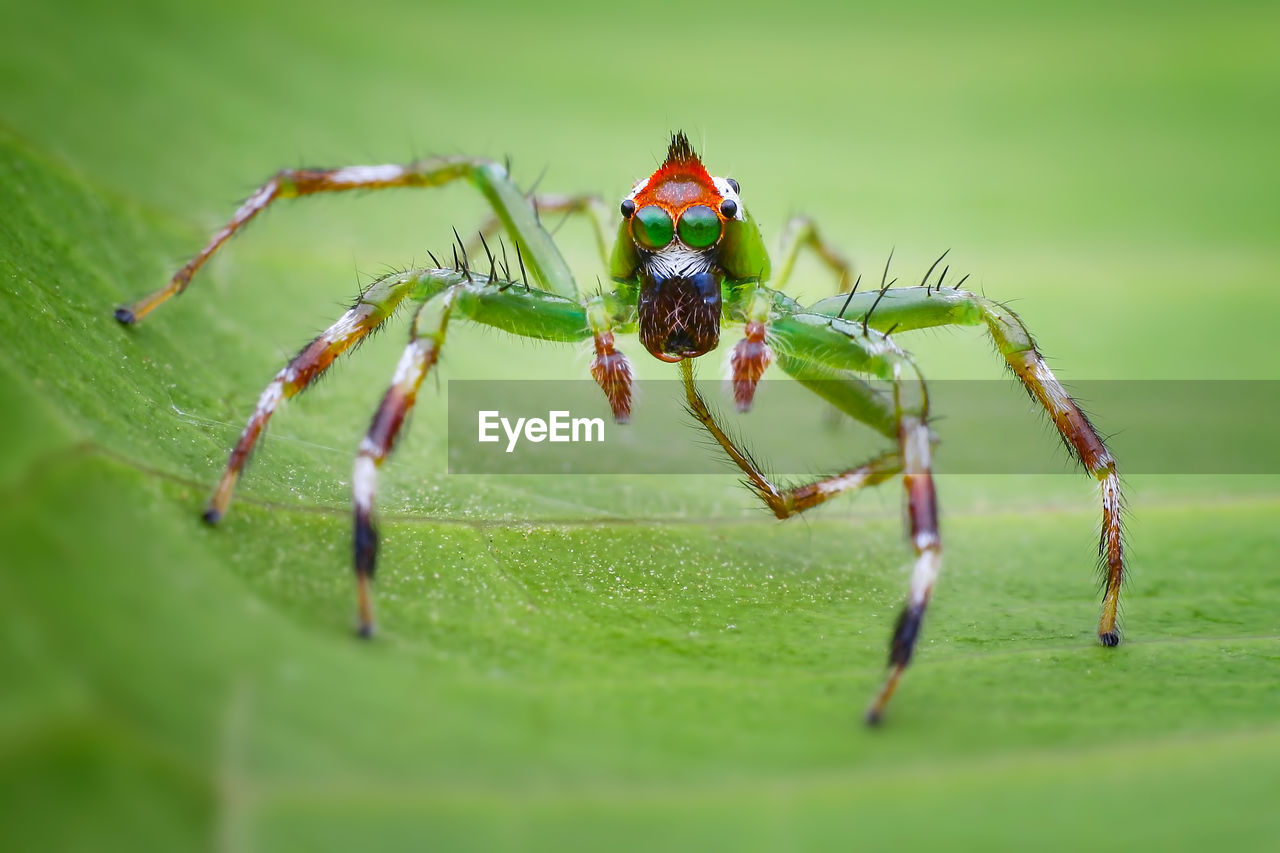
[624,176,649,202]
[711,177,745,221]
[645,243,714,278]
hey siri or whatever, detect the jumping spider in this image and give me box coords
[116,132,1125,724]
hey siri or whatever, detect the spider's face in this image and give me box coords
[621,133,744,363]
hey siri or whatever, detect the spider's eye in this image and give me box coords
[719,198,738,218]
[677,205,722,249]
[726,177,740,194]
[631,204,674,250]
[620,198,636,218]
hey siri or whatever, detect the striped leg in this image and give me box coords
[999,338,1124,643]
[684,355,942,724]
[203,272,417,523]
[807,285,1128,646]
[679,359,903,518]
[866,415,940,725]
[351,292,456,637]
[115,155,578,324]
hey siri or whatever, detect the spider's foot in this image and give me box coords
[354,569,376,640]
[1099,631,1121,647]
[864,662,906,727]
[201,507,222,525]
[114,307,138,325]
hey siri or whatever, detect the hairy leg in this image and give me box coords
[351,292,457,637]
[116,156,579,324]
[806,285,1126,644]
[203,271,419,522]
[680,359,902,517]
[206,261,596,522]
[866,412,940,725]
[685,342,943,724]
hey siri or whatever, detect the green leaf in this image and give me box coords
[2,2,1279,849]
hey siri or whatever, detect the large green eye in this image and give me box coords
[677,205,722,248]
[631,205,674,250]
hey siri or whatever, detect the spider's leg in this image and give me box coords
[680,358,902,516]
[772,216,856,294]
[808,285,1127,645]
[348,273,593,636]
[765,312,943,723]
[203,270,418,522]
[116,156,578,324]
[467,193,612,270]
[866,408,939,725]
[352,292,456,637]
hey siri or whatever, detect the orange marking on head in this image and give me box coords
[633,132,723,217]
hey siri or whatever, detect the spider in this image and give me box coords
[115,132,1125,724]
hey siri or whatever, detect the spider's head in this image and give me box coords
[620,132,744,363]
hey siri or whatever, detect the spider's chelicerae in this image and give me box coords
[117,132,1125,724]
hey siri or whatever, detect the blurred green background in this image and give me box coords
[1,0,1278,850]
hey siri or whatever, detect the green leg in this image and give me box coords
[205,265,590,523]
[468,192,612,271]
[807,285,1127,646]
[463,190,635,421]
[202,271,420,522]
[771,216,856,294]
[115,156,579,324]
